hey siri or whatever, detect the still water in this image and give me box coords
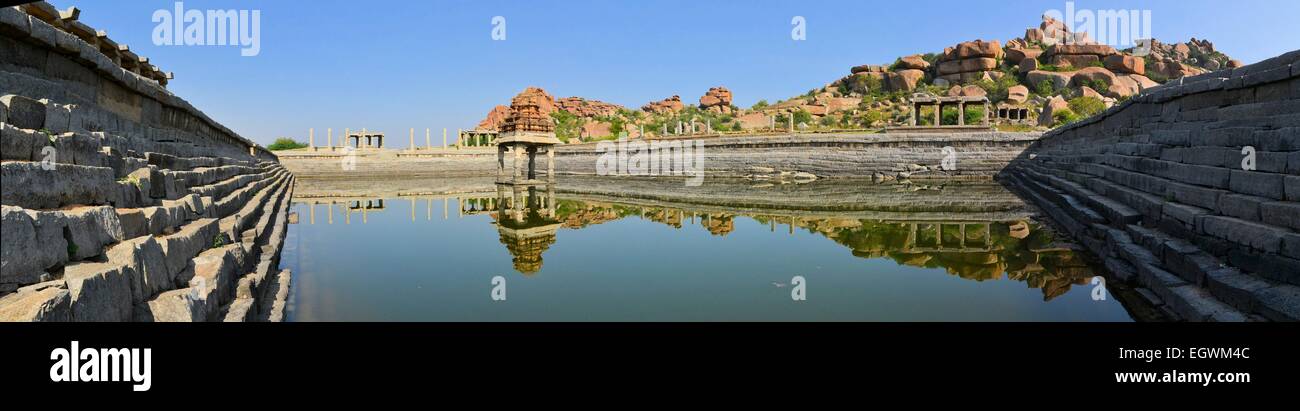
[280,179,1135,321]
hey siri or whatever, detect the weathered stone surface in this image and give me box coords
[1038,96,1068,126]
[885,69,926,92]
[1103,54,1145,75]
[134,288,204,322]
[1006,85,1029,104]
[62,205,125,260]
[1,206,65,285]
[104,236,170,304]
[158,218,220,279]
[1,94,46,130]
[1252,284,1300,321]
[1004,47,1042,65]
[0,281,70,321]
[63,261,133,321]
[1026,70,1071,92]
[895,55,930,70]
[1200,215,1286,253]
[1261,201,1300,231]
[117,208,147,239]
[1229,170,1285,200]
[1,162,116,209]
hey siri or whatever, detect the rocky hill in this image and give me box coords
[475,15,1240,139]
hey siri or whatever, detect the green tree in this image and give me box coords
[1067,96,1106,118]
[551,110,582,142]
[266,138,307,151]
[752,100,769,110]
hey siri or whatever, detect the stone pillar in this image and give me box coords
[958,101,965,126]
[426,128,431,149]
[456,128,462,149]
[546,147,555,182]
[309,128,315,148]
[527,146,537,180]
[983,102,990,126]
[327,128,333,149]
[345,128,351,148]
[512,142,522,181]
[442,128,448,149]
[770,115,775,131]
[497,144,506,180]
[410,128,415,150]
[911,103,917,126]
[362,128,368,148]
[933,103,941,126]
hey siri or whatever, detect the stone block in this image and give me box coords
[0,280,70,321]
[1205,268,1271,312]
[0,161,115,209]
[117,208,148,239]
[133,288,204,322]
[62,205,124,261]
[1165,285,1249,322]
[1,205,66,286]
[63,261,134,321]
[1253,128,1300,151]
[1261,201,1300,231]
[1252,284,1300,321]
[1287,175,1300,201]
[1229,170,1285,200]
[0,6,31,35]
[1200,215,1286,253]
[158,218,219,279]
[1217,193,1265,221]
[104,236,170,304]
[1,94,46,130]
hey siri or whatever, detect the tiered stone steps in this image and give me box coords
[1001,50,1300,321]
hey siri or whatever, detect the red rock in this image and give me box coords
[1227,59,1244,68]
[1079,86,1103,99]
[699,87,733,112]
[1006,85,1029,104]
[895,55,930,70]
[1019,58,1039,74]
[1103,54,1145,75]
[1039,96,1069,126]
[953,40,1003,60]
[885,69,926,92]
[850,64,887,74]
[960,57,999,72]
[642,95,684,113]
[1004,47,1043,64]
[476,105,510,131]
[555,97,623,118]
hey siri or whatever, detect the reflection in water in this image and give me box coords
[283,177,1133,321]
[479,185,1093,301]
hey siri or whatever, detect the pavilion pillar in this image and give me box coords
[933,103,941,126]
[497,144,506,180]
[983,102,991,126]
[527,146,537,180]
[327,128,333,149]
[344,128,350,149]
[958,101,965,126]
[309,128,314,148]
[546,147,555,182]
[426,128,431,149]
[512,142,522,181]
[910,103,917,126]
[410,128,415,150]
[456,128,463,149]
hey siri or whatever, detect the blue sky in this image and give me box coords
[57,0,1297,145]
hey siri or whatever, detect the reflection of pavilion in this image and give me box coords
[495,183,560,275]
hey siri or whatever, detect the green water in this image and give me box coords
[280,181,1134,321]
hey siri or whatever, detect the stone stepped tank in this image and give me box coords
[0,3,294,322]
[1001,49,1300,321]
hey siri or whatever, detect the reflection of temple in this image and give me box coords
[494,183,560,275]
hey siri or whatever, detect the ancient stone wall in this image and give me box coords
[1002,49,1300,321]
[280,132,1040,180]
[1,4,292,322]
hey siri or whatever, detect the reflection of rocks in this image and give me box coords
[700,214,734,236]
[559,203,621,229]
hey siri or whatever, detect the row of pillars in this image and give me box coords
[305,128,481,150]
[910,101,991,127]
[299,197,506,224]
